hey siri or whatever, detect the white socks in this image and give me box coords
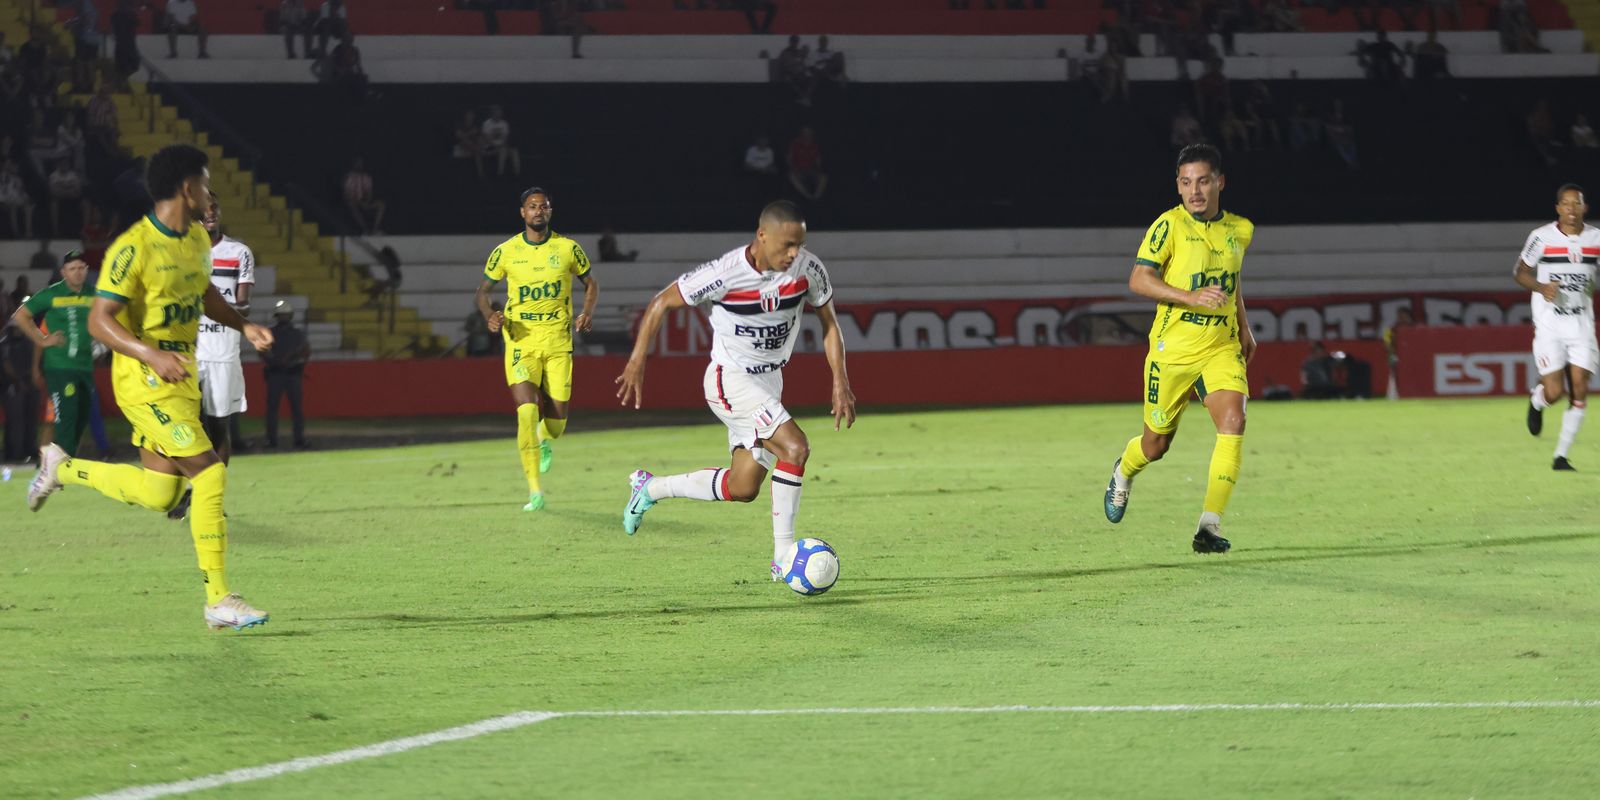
[648,468,726,502]
[1531,384,1551,411]
[1198,510,1221,529]
[771,460,804,563]
[1556,404,1586,458]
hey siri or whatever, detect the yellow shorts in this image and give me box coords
[122,397,214,458]
[504,342,573,403]
[1142,347,1249,434]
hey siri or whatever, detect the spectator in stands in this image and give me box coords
[1382,305,1413,395]
[1288,102,1321,151]
[80,207,111,274]
[56,112,85,173]
[1572,114,1600,150]
[1093,35,1130,104]
[1526,99,1559,166]
[809,35,847,86]
[85,84,118,154]
[1356,30,1405,84]
[363,245,403,307]
[343,157,387,235]
[1325,101,1360,168]
[315,0,350,58]
[481,106,523,177]
[598,226,638,262]
[540,0,594,59]
[17,29,49,95]
[1170,104,1204,148]
[776,35,814,106]
[786,126,828,202]
[164,0,210,59]
[263,300,310,449]
[1411,30,1450,79]
[47,159,86,237]
[329,32,369,102]
[111,0,142,77]
[0,65,23,114]
[28,110,66,177]
[2,319,42,463]
[1497,0,1548,53]
[9,275,30,308]
[29,241,55,273]
[1192,58,1230,125]
[1241,80,1281,150]
[0,159,33,238]
[737,0,778,34]
[1257,0,1302,32]
[279,0,315,59]
[464,302,495,356]
[453,110,486,177]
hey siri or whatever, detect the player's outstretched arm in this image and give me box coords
[203,284,273,351]
[475,279,503,333]
[1128,264,1225,309]
[89,296,189,383]
[615,282,687,409]
[815,301,856,430]
[1513,260,1560,303]
[1236,290,1257,364]
[576,272,600,333]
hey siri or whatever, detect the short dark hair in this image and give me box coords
[520,186,551,206]
[146,144,209,201]
[759,200,805,227]
[1557,183,1586,203]
[1176,143,1223,175]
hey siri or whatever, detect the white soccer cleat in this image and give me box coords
[205,594,270,631]
[27,443,69,512]
[770,561,783,582]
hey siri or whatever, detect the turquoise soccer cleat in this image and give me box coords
[623,470,656,535]
[1104,459,1132,524]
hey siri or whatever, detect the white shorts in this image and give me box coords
[704,361,791,452]
[197,360,248,417]
[1533,332,1600,377]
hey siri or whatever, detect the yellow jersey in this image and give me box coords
[1135,205,1254,356]
[95,213,213,405]
[484,230,592,352]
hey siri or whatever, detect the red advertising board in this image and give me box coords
[1389,324,1588,398]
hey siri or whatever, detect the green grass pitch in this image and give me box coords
[4,398,1599,798]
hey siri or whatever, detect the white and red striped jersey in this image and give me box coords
[1518,222,1600,339]
[195,235,256,363]
[675,245,835,374]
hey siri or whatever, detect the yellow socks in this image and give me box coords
[58,458,184,512]
[538,416,566,441]
[1118,436,1152,480]
[1203,434,1244,516]
[189,463,230,604]
[516,403,541,494]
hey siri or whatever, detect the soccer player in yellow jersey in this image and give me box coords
[475,187,600,512]
[25,144,276,630]
[1103,144,1255,554]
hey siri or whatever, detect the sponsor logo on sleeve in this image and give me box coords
[109,246,136,286]
[1148,220,1170,254]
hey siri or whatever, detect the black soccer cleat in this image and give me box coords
[167,488,193,521]
[1528,402,1544,436]
[1553,456,1576,471]
[1192,527,1231,554]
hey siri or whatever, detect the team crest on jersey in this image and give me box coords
[171,423,195,447]
[548,253,562,269]
[760,284,782,312]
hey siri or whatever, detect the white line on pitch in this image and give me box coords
[77,700,1600,800]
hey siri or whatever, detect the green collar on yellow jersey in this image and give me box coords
[145,212,183,239]
[1188,208,1226,223]
[522,229,556,246]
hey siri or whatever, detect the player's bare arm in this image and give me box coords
[1514,260,1560,303]
[234,280,251,314]
[9,305,65,348]
[615,281,688,409]
[576,272,599,333]
[202,284,272,351]
[814,301,856,430]
[475,278,503,333]
[89,296,189,383]
[1236,290,1257,364]
[1128,263,1227,308]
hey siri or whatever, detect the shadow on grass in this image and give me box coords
[850,531,1600,585]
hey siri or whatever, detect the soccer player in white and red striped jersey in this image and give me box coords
[170,191,254,519]
[615,201,857,581]
[1517,183,1600,470]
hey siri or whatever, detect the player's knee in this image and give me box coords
[727,482,761,503]
[775,439,810,466]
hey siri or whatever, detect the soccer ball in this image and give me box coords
[779,538,839,596]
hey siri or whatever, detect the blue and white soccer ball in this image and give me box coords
[779,538,839,596]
